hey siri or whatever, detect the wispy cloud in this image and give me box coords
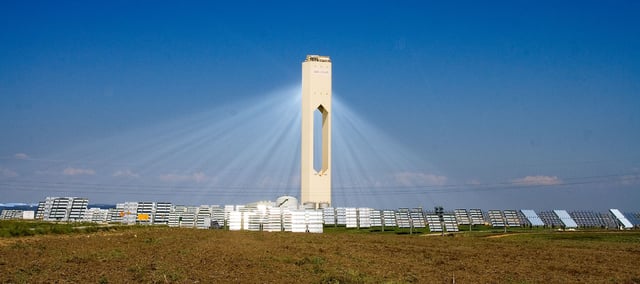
[63,167,96,176]
[159,172,209,183]
[393,172,448,186]
[466,179,482,185]
[511,175,562,186]
[619,173,640,185]
[14,153,29,160]
[0,167,18,178]
[113,170,140,178]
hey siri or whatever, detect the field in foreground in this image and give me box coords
[1,225,639,283]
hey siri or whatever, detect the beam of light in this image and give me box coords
[4,85,450,208]
[16,85,302,205]
[331,94,444,208]
[3,83,637,210]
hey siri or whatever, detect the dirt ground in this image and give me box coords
[1,227,639,283]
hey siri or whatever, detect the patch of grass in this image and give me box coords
[0,220,140,238]
[295,255,326,274]
[321,268,378,283]
[513,231,640,243]
[324,225,448,235]
[159,269,182,282]
[143,237,157,244]
[127,264,146,281]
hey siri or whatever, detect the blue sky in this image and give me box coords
[1,1,639,210]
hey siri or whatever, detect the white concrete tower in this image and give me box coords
[301,55,332,207]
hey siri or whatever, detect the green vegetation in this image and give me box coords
[323,224,562,235]
[0,220,133,237]
[511,230,640,243]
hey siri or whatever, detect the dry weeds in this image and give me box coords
[1,227,639,283]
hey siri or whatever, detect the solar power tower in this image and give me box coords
[301,55,332,208]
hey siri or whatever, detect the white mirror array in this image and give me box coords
[3,196,638,233]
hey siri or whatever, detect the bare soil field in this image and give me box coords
[1,226,639,283]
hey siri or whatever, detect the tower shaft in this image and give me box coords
[301,55,332,207]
